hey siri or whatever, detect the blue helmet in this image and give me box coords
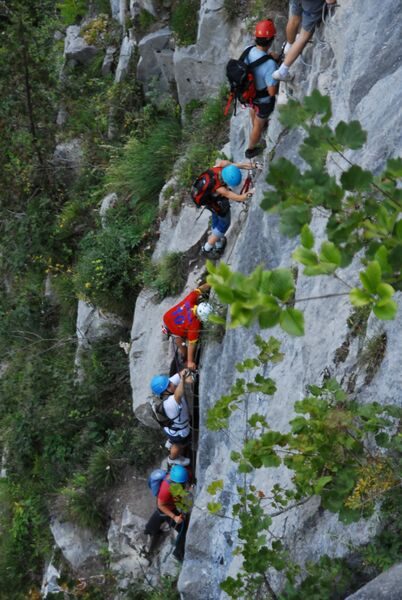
[150,375,169,395]
[170,464,189,484]
[222,165,242,187]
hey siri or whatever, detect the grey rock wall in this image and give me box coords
[345,563,402,600]
[178,0,402,597]
[173,0,231,108]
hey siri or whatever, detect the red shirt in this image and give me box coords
[163,289,202,343]
[157,479,176,511]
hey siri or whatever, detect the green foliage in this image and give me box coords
[61,475,107,530]
[170,0,199,46]
[208,359,402,596]
[138,9,156,32]
[57,0,87,25]
[144,252,188,300]
[73,200,157,315]
[178,91,230,188]
[358,332,387,383]
[262,91,402,316]
[125,576,180,600]
[207,335,283,430]
[207,261,302,334]
[281,555,355,600]
[105,116,181,199]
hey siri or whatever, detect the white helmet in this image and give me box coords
[196,302,213,323]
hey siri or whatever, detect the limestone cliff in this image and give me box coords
[161,1,402,598]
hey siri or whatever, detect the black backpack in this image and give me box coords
[224,46,273,116]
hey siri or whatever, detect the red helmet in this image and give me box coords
[255,19,276,39]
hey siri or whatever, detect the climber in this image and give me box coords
[144,464,191,560]
[273,0,337,81]
[191,160,255,258]
[243,19,279,159]
[162,283,213,370]
[150,369,193,456]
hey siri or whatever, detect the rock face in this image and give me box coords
[345,563,402,600]
[53,138,84,182]
[50,519,103,570]
[173,0,231,107]
[64,25,98,64]
[175,0,402,598]
[137,28,175,95]
[115,32,137,83]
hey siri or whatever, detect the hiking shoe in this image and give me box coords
[201,245,221,259]
[245,147,264,159]
[214,236,227,252]
[273,68,294,82]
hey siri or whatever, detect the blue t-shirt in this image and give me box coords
[244,46,277,103]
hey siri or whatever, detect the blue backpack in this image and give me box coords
[148,468,167,496]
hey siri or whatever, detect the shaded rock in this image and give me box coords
[76,301,125,348]
[75,301,125,381]
[173,0,231,108]
[64,25,98,65]
[137,27,175,95]
[53,138,84,183]
[110,0,127,26]
[102,45,118,76]
[108,507,150,588]
[41,562,63,598]
[130,0,158,19]
[115,32,137,82]
[50,518,103,570]
[345,563,402,599]
[99,192,118,227]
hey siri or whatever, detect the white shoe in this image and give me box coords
[273,69,294,82]
[167,455,190,467]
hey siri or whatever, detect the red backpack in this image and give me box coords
[190,168,230,216]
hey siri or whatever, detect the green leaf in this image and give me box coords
[279,308,304,336]
[207,480,224,495]
[300,224,314,249]
[341,165,373,191]
[266,157,302,189]
[278,100,309,129]
[258,307,281,329]
[238,461,253,474]
[207,501,222,514]
[267,268,295,301]
[335,120,367,149]
[359,261,381,293]
[230,451,241,462]
[385,157,402,178]
[373,298,398,320]
[280,205,312,237]
[314,476,333,494]
[377,283,395,300]
[349,288,372,306]
[248,413,269,428]
[319,241,341,267]
[212,284,234,304]
[292,246,318,266]
[374,245,392,274]
[208,314,226,325]
[304,90,332,122]
[389,244,402,270]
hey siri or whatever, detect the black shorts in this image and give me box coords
[253,97,276,120]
